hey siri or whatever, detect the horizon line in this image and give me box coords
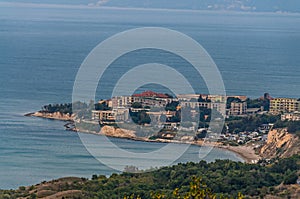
[1,1,300,16]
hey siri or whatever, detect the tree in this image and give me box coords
[165,101,179,111]
[92,174,98,180]
[283,172,298,185]
[198,95,205,102]
[287,121,300,134]
[129,110,151,125]
[196,130,207,139]
[139,111,151,124]
[95,102,110,111]
[132,102,143,108]
[227,97,241,109]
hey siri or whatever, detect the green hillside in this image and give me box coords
[1,154,299,199]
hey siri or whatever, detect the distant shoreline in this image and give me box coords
[25,111,261,163]
[1,2,300,16]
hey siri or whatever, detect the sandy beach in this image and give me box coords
[97,127,261,163]
[217,145,260,163]
[25,113,261,163]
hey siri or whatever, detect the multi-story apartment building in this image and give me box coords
[229,101,247,116]
[111,92,173,109]
[270,98,300,113]
[132,97,171,108]
[177,94,224,102]
[180,101,226,115]
[111,96,134,108]
[92,108,129,123]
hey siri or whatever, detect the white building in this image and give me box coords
[111,96,134,108]
[281,112,300,121]
[180,101,226,115]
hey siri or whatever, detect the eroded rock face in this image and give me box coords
[100,125,136,138]
[260,128,300,159]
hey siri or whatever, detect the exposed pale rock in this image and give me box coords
[100,125,136,138]
[260,128,300,159]
[31,111,75,121]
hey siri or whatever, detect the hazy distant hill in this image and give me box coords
[102,0,300,13]
[1,0,300,13]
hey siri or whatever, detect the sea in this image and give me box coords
[0,3,300,189]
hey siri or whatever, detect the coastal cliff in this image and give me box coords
[26,111,75,121]
[260,128,300,159]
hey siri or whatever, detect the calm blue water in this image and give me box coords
[1,4,300,189]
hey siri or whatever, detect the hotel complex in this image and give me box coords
[91,91,300,126]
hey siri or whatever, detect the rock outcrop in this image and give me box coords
[260,128,300,159]
[28,111,75,121]
[99,125,136,138]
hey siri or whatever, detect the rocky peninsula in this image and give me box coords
[25,111,261,163]
[25,111,75,121]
